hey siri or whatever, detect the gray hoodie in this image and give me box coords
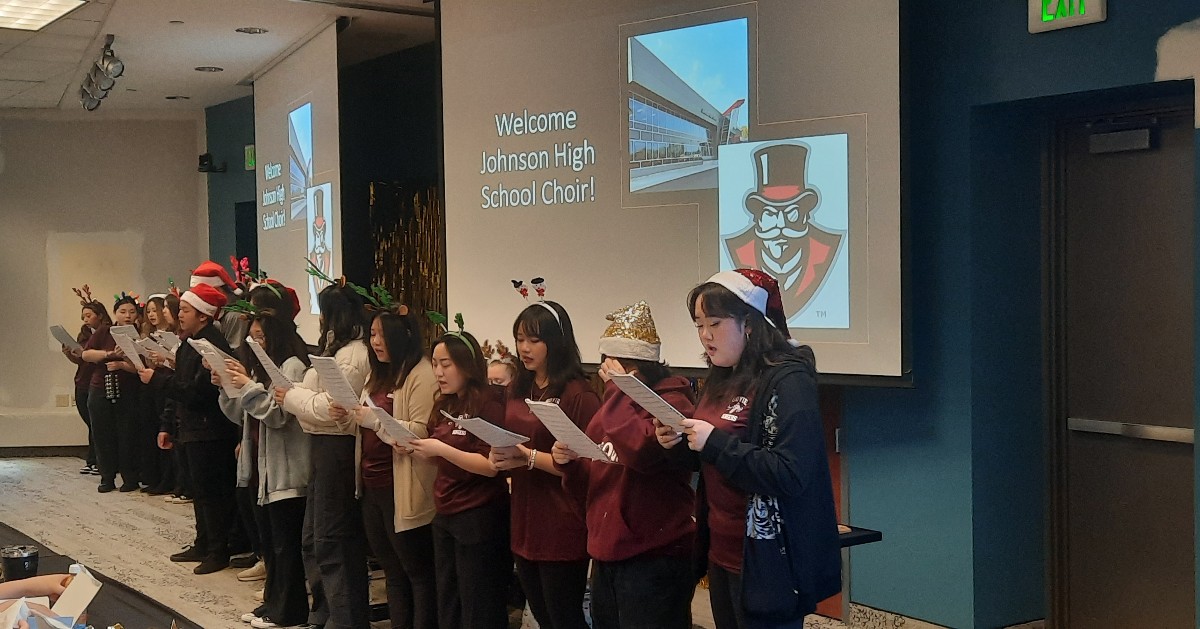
[219,356,312,504]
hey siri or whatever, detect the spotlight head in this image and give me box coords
[82,74,108,100]
[79,87,101,111]
[96,48,124,79]
[88,67,115,91]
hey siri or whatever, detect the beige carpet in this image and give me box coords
[0,457,260,628]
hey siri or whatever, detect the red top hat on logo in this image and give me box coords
[745,143,819,216]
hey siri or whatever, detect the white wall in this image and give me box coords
[0,112,207,421]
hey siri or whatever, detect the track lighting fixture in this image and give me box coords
[80,34,123,111]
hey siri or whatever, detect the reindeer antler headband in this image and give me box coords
[72,284,99,307]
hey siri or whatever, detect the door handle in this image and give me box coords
[1067,417,1194,444]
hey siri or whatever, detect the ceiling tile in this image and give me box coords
[41,17,102,37]
[0,78,39,98]
[20,33,92,51]
[3,44,86,63]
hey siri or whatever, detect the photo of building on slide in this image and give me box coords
[288,102,312,219]
[627,18,748,194]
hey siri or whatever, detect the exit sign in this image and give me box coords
[1029,0,1106,33]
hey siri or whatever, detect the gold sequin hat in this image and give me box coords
[598,300,661,362]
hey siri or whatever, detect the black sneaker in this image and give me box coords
[97,482,115,493]
[193,556,230,575]
[88,465,101,476]
[118,482,139,493]
[170,546,206,563]
[79,464,92,474]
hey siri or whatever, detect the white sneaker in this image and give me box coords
[240,612,258,623]
[253,588,264,602]
[238,560,267,582]
[250,616,278,628]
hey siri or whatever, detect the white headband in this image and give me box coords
[536,301,562,328]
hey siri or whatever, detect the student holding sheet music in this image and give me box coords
[407,326,511,629]
[659,270,840,629]
[216,305,312,629]
[275,281,372,629]
[80,293,143,493]
[61,292,110,476]
[551,301,698,629]
[137,294,172,492]
[142,283,240,575]
[332,307,438,629]
[489,300,599,629]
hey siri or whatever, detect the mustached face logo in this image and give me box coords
[721,396,750,422]
[724,143,843,321]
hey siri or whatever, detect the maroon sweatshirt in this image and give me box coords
[430,386,510,515]
[83,325,138,391]
[503,378,600,562]
[695,390,755,573]
[558,376,697,562]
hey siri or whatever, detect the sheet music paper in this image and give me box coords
[247,336,293,389]
[440,410,528,447]
[525,399,614,462]
[137,336,170,358]
[109,328,146,371]
[109,324,138,337]
[50,325,82,352]
[308,355,362,409]
[365,397,419,444]
[189,338,242,397]
[608,372,686,431]
[152,330,181,351]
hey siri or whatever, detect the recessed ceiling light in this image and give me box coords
[0,0,85,31]
[235,27,268,34]
[125,88,138,92]
[194,66,224,72]
[164,95,191,100]
[169,20,184,24]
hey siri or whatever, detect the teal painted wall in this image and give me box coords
[844,3,1200,627]
[204,95,256,262]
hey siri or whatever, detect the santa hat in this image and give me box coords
[706,269,796,343]
[252,278,301,320]
[598,300,662,362]
[181,283,227,317]
[190,260,242,295]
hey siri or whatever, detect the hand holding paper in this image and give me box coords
[247,337,293,389]
[608,372,686,431]
[366,397,419,444]
[49,326,81,353]
[526,400,614,462]
[109,329,146,371]
[189,338,242,397]
[308,355,361,409]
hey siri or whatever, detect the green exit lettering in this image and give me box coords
[1043,0,1086,22]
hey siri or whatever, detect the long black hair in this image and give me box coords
[509,300,586,399]
[317,283,370,357]
[603,356,673,388]
[366,310,425,395]
[687,282,814,403]
[238,312,312,384]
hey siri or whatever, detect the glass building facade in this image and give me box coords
[628,93,714,168]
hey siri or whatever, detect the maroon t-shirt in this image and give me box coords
[72,329,96,389]
[503,378,600,562]
[695,390,754,573]
[561,376,697,562]
[430,386,509,515]
[360,389,395,488]
[83,325,138,391]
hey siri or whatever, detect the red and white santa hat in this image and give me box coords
[706,269,796,342]
[181,283,228,317]
[190,260,242,295]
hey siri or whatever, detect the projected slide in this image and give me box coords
[442,2,901,376]
[253,24,342,341]
[718,137,849,328]
[627,18,748,194]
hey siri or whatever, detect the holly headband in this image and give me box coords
[427,311,475,358]
[305,258,409,315]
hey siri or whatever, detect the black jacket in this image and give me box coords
[700,351,841,624]
[152,323,239,443]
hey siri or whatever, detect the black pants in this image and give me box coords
[138,391,163,487]
[514,556,590,629]
[88,384,138,486]
[74,387,95,467]
[432,504,510,629]
[302,434,369,629]
[590,555,694,629]
[234,484,261,557]
[183,439,238,561]
[260,496,308,626]
[361,485,437,629]
[172,442,192,496]
[707,563,747,629]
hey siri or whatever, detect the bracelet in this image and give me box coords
[527,448,538,470]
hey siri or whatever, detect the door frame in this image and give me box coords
[1043,92,1195,629]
